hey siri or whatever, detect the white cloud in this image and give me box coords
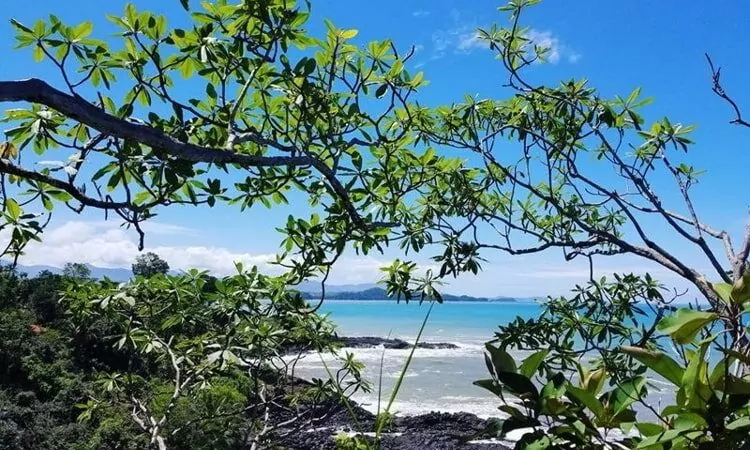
[525,29,580,65]
[4,220,413,285]
[412,10,430,18]
[3,220,275,274]
[456,31,485,52]
[427,9,487,60]
[526,29,561,63]
[3,220,700,298]
[425,15,580,66]
[430,27,487,59]
[140,222,194,236]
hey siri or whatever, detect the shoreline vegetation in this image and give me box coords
[0,265,511,450]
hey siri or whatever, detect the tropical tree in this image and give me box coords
[0,1,442,448]
[63,262,92,279]
[403,1,750,448]
[0,0,450,292]
[132,252,170,278]
[63,266,367,450]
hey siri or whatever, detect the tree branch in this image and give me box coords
[0,158,129,210]
[706,54,750,128]
[0,78,389,230]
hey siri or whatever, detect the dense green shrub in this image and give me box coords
[0,265,366,449]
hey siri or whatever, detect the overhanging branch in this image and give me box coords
[0,78,386,230]
[0,158,129,210]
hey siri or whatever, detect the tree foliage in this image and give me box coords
[0,265,368,450]
[2,0,750,448]
[132,252,170,277]
[439,2,750,449]
[0,0,452,296]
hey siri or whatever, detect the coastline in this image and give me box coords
[285,336,514,449]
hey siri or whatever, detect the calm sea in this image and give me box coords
[292,300,543,418]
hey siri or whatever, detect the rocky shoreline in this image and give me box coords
[276,337,510,449]
[277,400,511,450]
[335,336,460,350]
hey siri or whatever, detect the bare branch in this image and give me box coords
[706,54,750,128]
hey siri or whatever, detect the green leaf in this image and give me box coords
[714,276,750,304]
[610,377,646,417]
[680,338,712,410]
[713,282,734,304]
[5,198,21,220]
[41,195,53,211]
[731,273,750,304]
[71,21,93,41]
[474,378,503,397]
[33,44,45,62]
[633,422,664,437]
[375,84,388,98]
[496,371,539,404]
[10,18,33,34]
[582,367,607,396]
[636,429,681,448]
[566,384,605,419]
[656,308,718,344]
[518,349,548,378]
[621,346,684,386]
[206,83,217,99]
[340,29,358,39]
[411,71,424,86]
[673,412,707,431]
[726,416,750,431]
[485,343,517,374]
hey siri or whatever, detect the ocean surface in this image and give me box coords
[292,300,544,418]
[291,300,676,421]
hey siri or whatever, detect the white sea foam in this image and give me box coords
[355,397,506,420]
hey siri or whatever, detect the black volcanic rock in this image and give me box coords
[277,410,510,450]
[336,336,459,350]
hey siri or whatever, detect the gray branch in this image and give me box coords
[0,78,389,231]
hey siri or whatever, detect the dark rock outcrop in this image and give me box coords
[277,410,510,449]
[335,336,459,350]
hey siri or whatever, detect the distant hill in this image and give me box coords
[13,263,133,281]
[299,287,517,302]
[294,281,379,294]
[9,264,529,301]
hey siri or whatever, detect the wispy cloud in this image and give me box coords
[526,28,581,64]
[430,27,488,60]
[427,10,489,61]
[412,10,430,18]
[425,9,580,66]
[456,31,485,52]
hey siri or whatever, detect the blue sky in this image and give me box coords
[1,1,748,298]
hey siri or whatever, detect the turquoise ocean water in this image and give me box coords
[292,300,544,418]
[291,300,673,419]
